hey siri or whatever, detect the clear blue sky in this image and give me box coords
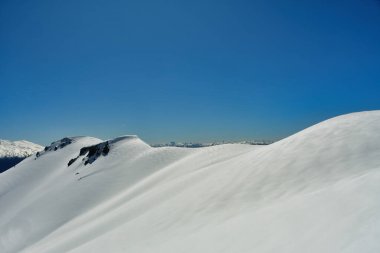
[1,0,380,145]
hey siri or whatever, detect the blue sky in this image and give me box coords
[1,0,380,145]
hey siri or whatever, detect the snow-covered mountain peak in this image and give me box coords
[109,135,139,142]
[107,135,150,148]
[0,139,43,158]
[275,110,380,144]
[67,135,150,167]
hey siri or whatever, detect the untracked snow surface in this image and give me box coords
[1,111,380,253]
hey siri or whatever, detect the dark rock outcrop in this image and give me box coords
[36,137,74,159]
[68,141,110,166]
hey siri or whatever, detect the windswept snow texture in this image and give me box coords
[0,140,43,173]
[1,112,380,253]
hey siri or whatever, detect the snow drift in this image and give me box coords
[1,111,380,253]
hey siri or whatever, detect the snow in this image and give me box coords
[1,111,380,253]
[0,140,43,173]
[0,140,42,158]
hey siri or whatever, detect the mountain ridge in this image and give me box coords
[1,111,380,253]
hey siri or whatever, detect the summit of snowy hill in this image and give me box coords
[0,140,43,158]
[67,135,149,167]
[1,111,380,253]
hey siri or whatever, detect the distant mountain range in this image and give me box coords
[151,140,274,148]
[0,140,43,173]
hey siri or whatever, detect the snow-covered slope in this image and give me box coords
[1,111,380,253]
[0,140,43,173]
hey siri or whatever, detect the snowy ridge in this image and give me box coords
[1,111,380,253]
[0,140,43,158]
